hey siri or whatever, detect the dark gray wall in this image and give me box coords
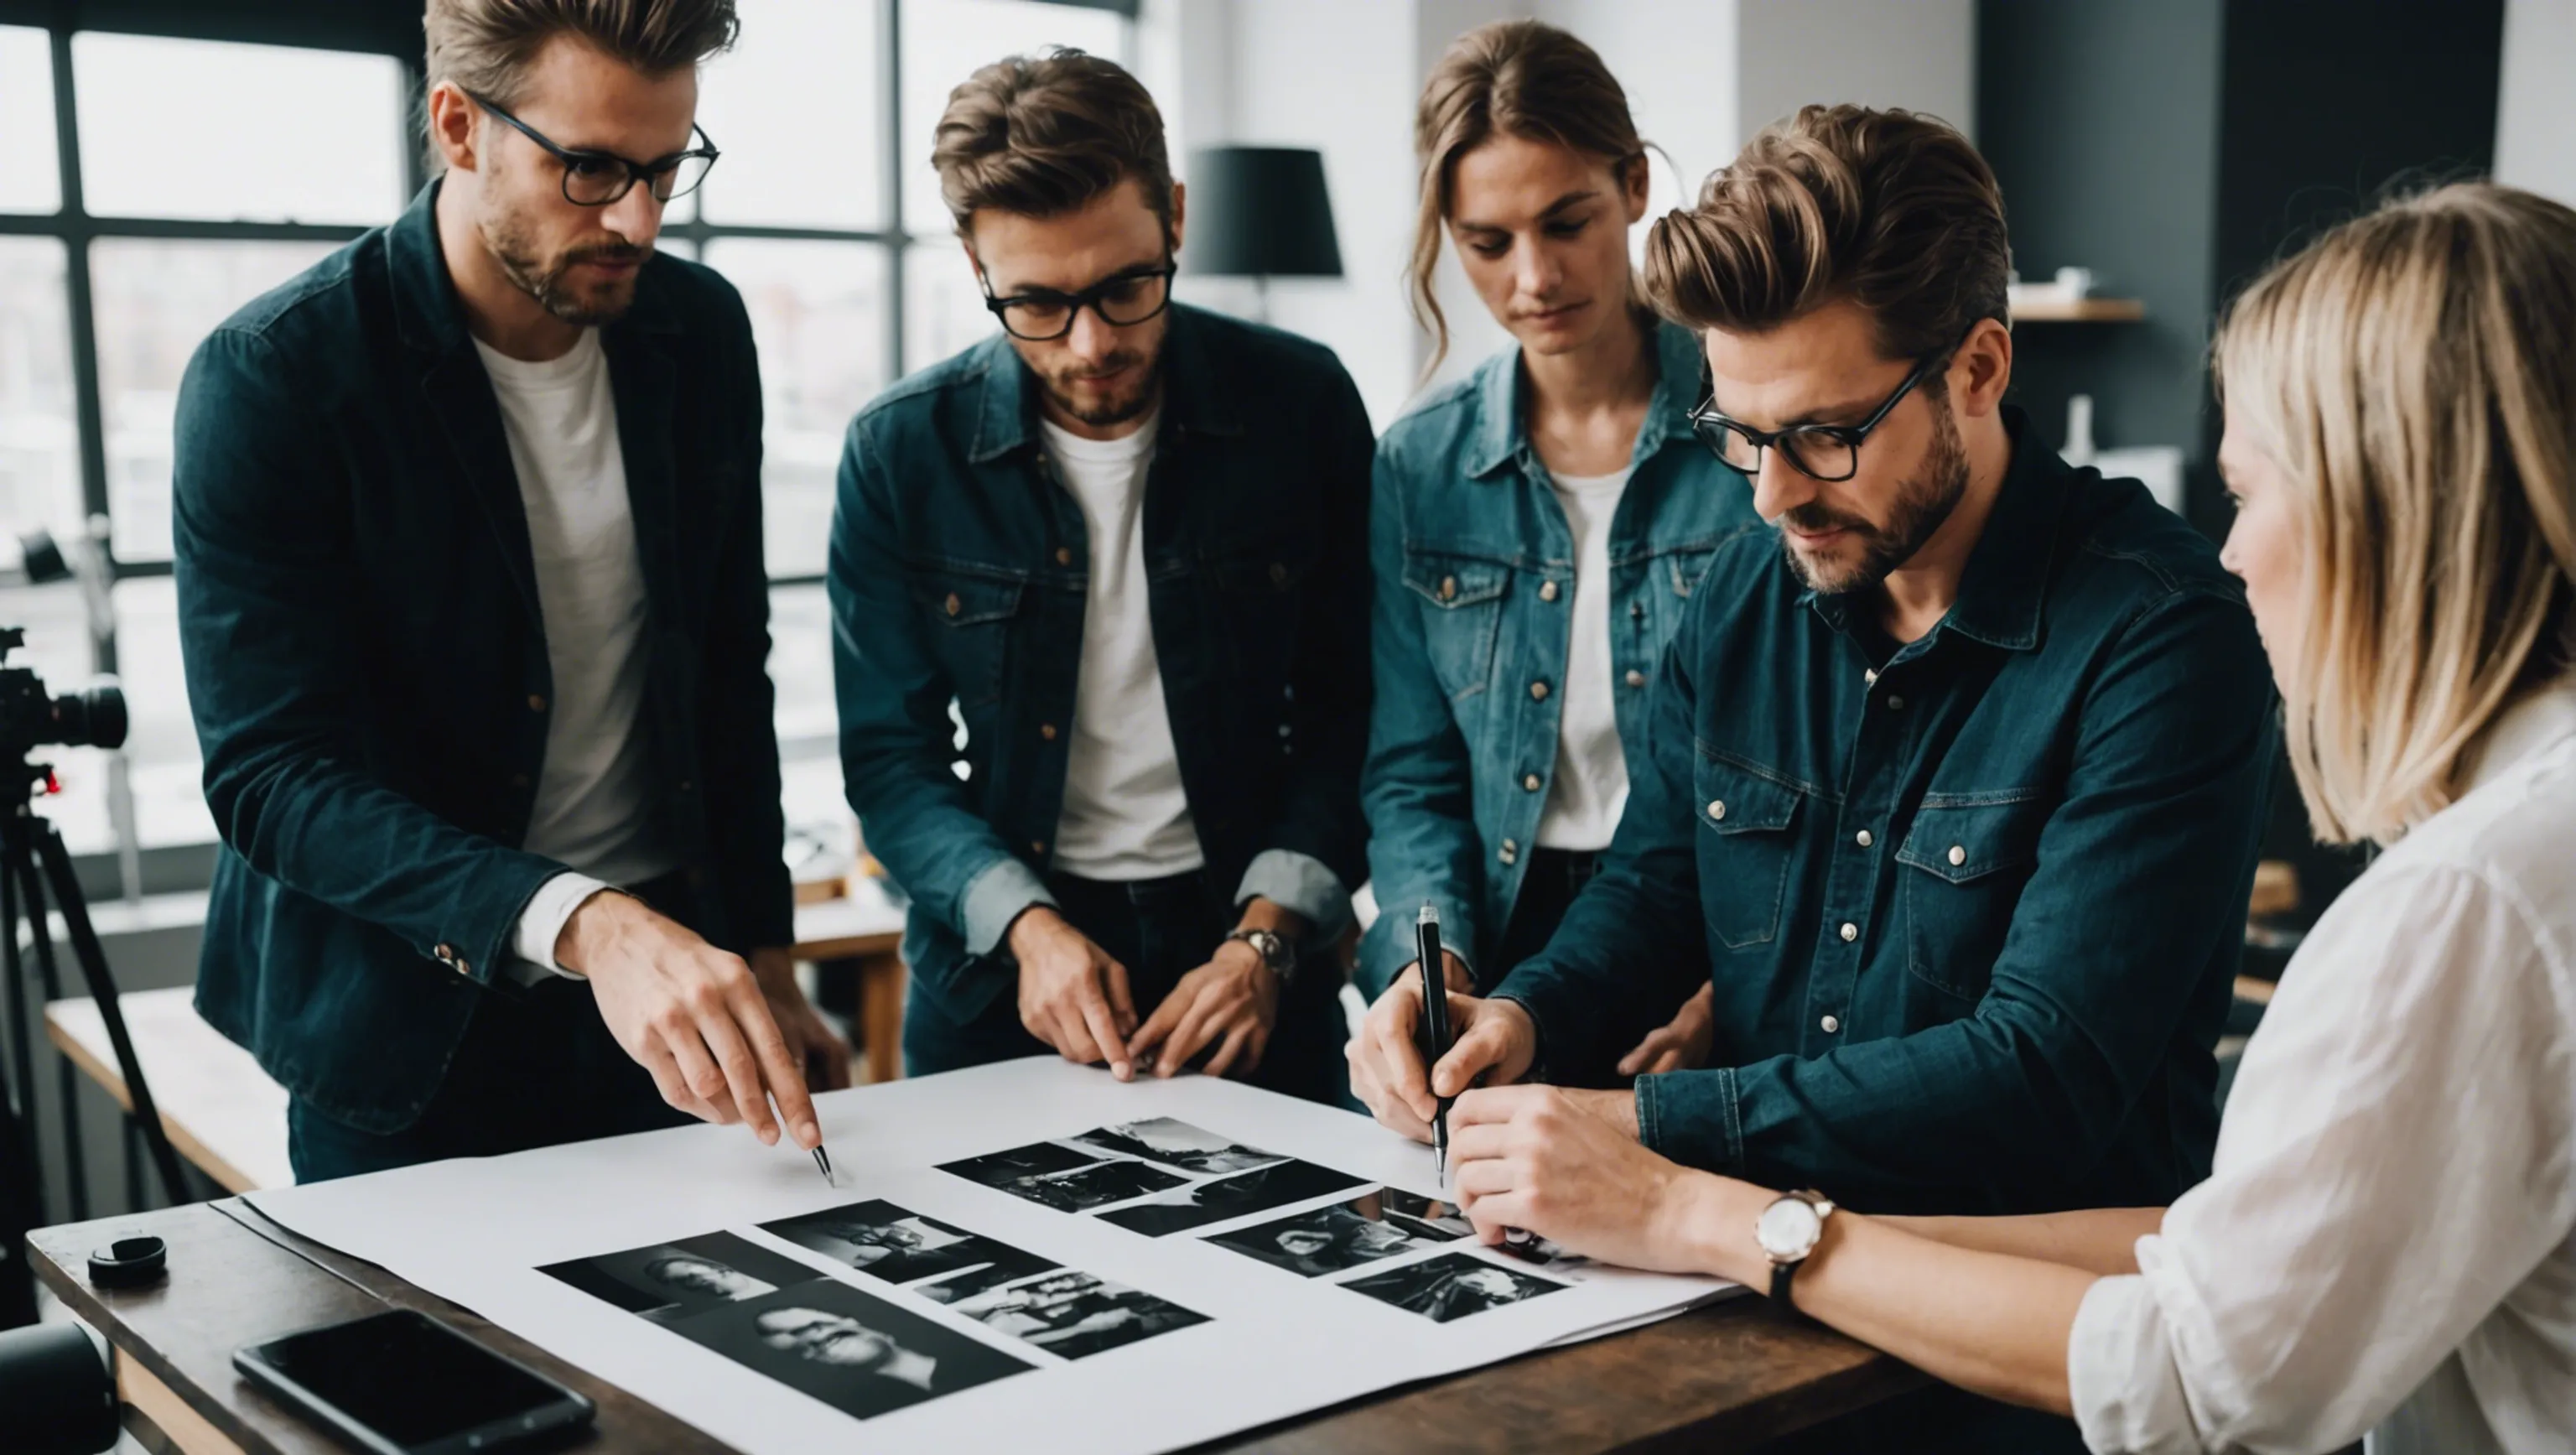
[1976,0,2226,483]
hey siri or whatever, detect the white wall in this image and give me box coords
[1159,0,1975,429]
[1737,0,1976,142]
[2496,0,2576,207]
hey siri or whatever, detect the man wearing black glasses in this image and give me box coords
[1352,110,2275,1449]
[173,0,844,1181]
[829,49,1372,1102]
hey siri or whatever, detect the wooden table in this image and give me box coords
[31,1200,1924,1454]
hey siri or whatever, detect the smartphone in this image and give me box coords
[234,1308,595,1454]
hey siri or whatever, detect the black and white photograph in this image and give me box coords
[1341,1253,1568,1322]
[936,1141,1101,1187]
[954,1153,1189,1213]
[1067,1118,1285,1176]
[911,1248,1063,1305]
[1491,1226,1591,1272]
[759,1199,1044,1286]
[1205,1196,1451,1276]
[660,1279,1032,1421]
[1095,1158,1368,1236]
[1376,1188,1476,1242]
[539,1232,818,1324]
[947,1270,1209,1359]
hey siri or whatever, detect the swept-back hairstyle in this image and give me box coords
[1410,20,1647,373]
[2214,182,2576,844]
[1642,103,2007,369]
[930,48,1174,236]
[423,0,738,166]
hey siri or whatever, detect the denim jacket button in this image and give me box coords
[1625,668,1647,689]
[1948,844,1966,866]
[1839,922,1859,943]
[1529,680,1550,701]
[1524,773,1542,792]
[1865,668,1879,685]
[1439,575,1457,601]
[1820,1015,1841,1033]
[1040,724,1057,741]
[1708,799,1726,821]
[1054,547,1073,566]
[1498,839,1519,865]
[944,593,962,617]
[1888,694,1907,710]
[1856,829,1873,848]
[1539,580,1561,602]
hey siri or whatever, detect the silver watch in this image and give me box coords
[1754,1189,1836,1315]
[1224,927,1298,985]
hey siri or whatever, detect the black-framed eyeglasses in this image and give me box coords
[979,260,1177,341]
[1688,343,1955,483]
[465,91,720,206]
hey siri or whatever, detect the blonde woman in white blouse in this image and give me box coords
[1439,179,2576,1455]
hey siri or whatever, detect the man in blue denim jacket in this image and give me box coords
[832,52,1370,1103]
[1351,103,2272,1452]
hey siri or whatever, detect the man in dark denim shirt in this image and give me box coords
[832,53,1370,1103]
[1349,106,2272,1452]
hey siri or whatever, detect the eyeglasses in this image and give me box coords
[979,261,1177,341]
[465,91,720,206]
[1688,343,1955,483]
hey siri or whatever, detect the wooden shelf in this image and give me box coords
[2010,296,2147,322]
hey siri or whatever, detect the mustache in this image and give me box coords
[1779,503,1877,538]
[559,240,649,269]
[1057,352,1148,382]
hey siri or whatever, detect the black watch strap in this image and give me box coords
[1768,1258,1806,1317]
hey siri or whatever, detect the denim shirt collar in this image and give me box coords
[969,303,1246,465]
[1462,317,1707,480]
[1802,407,2065,654]
[387,179,681,361]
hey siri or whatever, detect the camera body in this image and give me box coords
[0,627,126,761]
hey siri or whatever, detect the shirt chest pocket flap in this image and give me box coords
[909,571,1026,706]
[1897,797,2047,1000]
[1400,549,1511,699]
[1693,756,1803,950]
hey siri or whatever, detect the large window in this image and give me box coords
[0,1,1137,872]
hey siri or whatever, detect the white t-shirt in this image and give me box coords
[1041,411,1205,881]
[1535,465,1635,851]
[2067,682,2576,1455]
[473,331,675,971]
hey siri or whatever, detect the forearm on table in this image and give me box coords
[1675,1176,2090,1415]
[1879,1208,2163,1276]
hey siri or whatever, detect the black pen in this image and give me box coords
[1415,902,1454,1186]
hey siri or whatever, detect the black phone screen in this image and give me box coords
[250,1310,571,1447]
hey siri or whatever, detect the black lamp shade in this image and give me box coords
[1184,147,1343,278]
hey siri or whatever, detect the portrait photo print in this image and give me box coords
[1067,1118,1285,1176]
[948,1270,1208,1359]
[759,1199,1047,1286]
[661,1278,1032,1421]
[1097,1159,1368,1236]
[943,1146,1189,1213]
[540,1231,818,1324]
[1341,1252,1568,1322]
[1205,1189,1464,1276]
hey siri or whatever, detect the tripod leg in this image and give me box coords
[11,854,86,1223]
[33,819,189,1208]
[0,1056,38,1328]
[0,857,32,1182]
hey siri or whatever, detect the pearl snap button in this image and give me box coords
[1708,800,1726,821]
[1820,1015,1841,1033]
[1839,922,1858,943]
[1856,829,1872,847]
[1948,844,1966,866]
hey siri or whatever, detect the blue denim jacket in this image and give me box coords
[831,305,1374,1029]
[1494,412,2278,1215]
[1358,322,1759,996]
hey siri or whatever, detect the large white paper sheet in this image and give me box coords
[246,1057,1736,1454]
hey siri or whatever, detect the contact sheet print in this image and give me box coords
[247,1058,1737,1455]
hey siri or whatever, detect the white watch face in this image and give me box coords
[1756,1197,1823,1260]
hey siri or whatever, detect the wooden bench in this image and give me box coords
[44,885,912,1194]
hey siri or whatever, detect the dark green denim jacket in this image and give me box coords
[1497,412,2278,1215]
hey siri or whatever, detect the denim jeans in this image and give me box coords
[901,868,1348,1107]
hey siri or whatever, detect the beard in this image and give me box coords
[1779,400,1971,595]
[480,201,648,328]
[1031,343,1164,429]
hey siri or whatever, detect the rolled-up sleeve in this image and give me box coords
[1234,849,1351,939]
[2064,860,2576,1453]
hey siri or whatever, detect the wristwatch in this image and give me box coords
[1223,927,1298,985]
[1753,1189,1836,1316]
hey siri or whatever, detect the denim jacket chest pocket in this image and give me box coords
[1692,755,1805,950]
[1896,795,2049,1000]
[1400,548,1512,700]
[906,568,1027,709]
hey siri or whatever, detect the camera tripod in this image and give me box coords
[0,761,188,1327]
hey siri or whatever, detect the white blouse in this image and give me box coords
[2069,681,2576,1455]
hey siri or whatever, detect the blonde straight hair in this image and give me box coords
[2214,183,2576,845]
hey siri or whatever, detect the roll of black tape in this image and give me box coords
[87,1234,167,1290]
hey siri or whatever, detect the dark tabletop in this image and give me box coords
[31,1200,1924,1454]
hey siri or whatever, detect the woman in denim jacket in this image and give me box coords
[1359,20,1758,1078]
